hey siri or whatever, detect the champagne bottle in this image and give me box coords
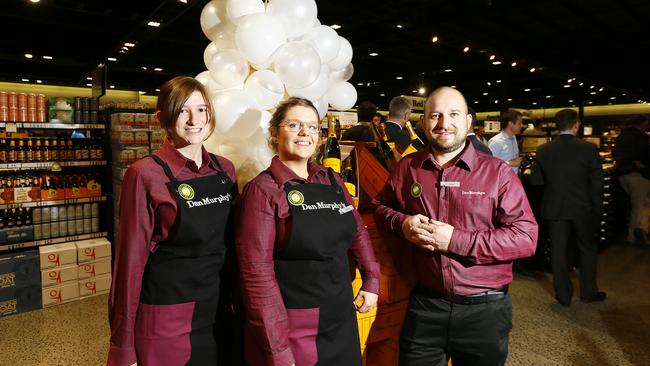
[322,114,341,173]
[341,157,356,197]
[379,123,402,165]
[402,121,427,156]
[369,124,398,171]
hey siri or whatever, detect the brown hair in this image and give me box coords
[268,97,319,154]
[156,76,215,142]
[555,108,579,131]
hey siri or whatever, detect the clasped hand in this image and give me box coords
[401,214,453,252]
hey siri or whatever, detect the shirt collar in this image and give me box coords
[268,156,327,187]
[156,141,216,177]
[414,140,476,171]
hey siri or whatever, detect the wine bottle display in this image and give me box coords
[341,157,356,197]
[322,115,341,173]
[370,123,398,171]
[402,121,426,156]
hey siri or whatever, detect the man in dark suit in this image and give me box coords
[467,107,492,155]
[530,109,605,307]
[382,96,411,150]
[341,100,376,141]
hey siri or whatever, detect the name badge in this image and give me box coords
[440,181,460,188]
[339,205,354,214]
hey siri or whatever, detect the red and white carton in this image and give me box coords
[41,264,78,287]
[77,258,111,280]
[39,242,77,270]
[75,238,111,264]
[79,273,112,298]
[42,281,79,307]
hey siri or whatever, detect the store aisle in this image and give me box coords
[1,242,649,365]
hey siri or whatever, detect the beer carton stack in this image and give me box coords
[39,238,112,307]
[0,249,42,318]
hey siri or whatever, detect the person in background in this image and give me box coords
[488,110,524,174]
[474,124,489,145]
[371,112,385,128]
[613,114,650,247]
[530,109,605,307]
[466,107,492,155]
[373,87,537,365]
[523,118,545,136]
[236,97,380,366]
[383,96,412,150]
[107,76,239,366]
[341,100,377,141]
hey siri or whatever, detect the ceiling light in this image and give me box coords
[30,0,40,3]
[532,102,538,105]
[444,69,452,72]
[511,61,517,67]
[25,53,33,58]
[119,50,126,54]
[356,82,363,86]
[110,85,115,89]
[124,42,136,47]
[411,90,417,93]
[366,83,370,87]
[524,88,531,92]
[369,52,379,56]
[492,61,501,65]
[450,85,457,88]
[610,96,616,100]
[418,87,426,95]
[545,95,551,99]
[463,46,470,52]
[590,85,595,89]
[121,46,129,50]
[579,82,584,86]
[178,0,188,3]
[599,87,605,92]
[507,98,512,101]
[86,83,92,87]
[529,67,536,72]
[154,67,163,71]
[482,92,488,96]
[396,24,403,29]
[496,80,501,83]
[563,85,570,88]
[590,91,597,95]
[148,21,161,27]
[330,24,341,30]
[108,57,117,61]
[567,78,573,83]
[622,93,627,96]
[431,36,438,43]
[380,93,386,97]
[43,55,53,60]
[21,78,29,82]
[86,77,92,80]
[486,81,491,86]
[569,99,574,103]
[474,101,479,104]
[396,76,403,80]
[141,66,148,70]
[587,101,593,104]
[489,54,495,60]
[36,80,42,84]
[494,100,499,104]
[139,91,146,95]
[155,88,160,92]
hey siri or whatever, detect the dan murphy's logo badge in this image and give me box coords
[287,190,304,206]
[410,182,423,198]
[178,184,195,200]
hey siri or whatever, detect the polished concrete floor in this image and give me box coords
[1,242,648,365]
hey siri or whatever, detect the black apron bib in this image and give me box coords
[137,154,234,366]
[275,169,362,366]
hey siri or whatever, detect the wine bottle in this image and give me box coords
[341,157,356,197]
[369,124,398,171]
[322,114,341,173]
[402,121,427,156]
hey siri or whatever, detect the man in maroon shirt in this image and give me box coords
[372,87,537,366]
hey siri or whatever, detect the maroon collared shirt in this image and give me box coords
[236,156,380,366]
[107,142,236,366]
[372,141,537,296]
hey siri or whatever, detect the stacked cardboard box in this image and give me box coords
[0,249,42,318]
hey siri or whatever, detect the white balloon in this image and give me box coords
[273,41,321,89]
[208,49,249,89]
[203,32,236,68]
[328,37,353,72]
[329,63,354,82]
[287,64,329,101]
[226,0,264,24]
[244,70,285,110]
[301,25,340,64]
[260,110,272,130]
[266,0,318,38]
[327,81,357,111]
[313,94,329,120]
[235,13,287,68]
[195,70,221,97]
[200,1,229,40]
[212,90,257,133]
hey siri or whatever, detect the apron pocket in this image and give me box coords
[287,307,320,366]
[135,302,195,365]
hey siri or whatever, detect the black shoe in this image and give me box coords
[580,291,606,303]
[555,296,571,307]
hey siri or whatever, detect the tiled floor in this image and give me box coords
[1,242,648,365]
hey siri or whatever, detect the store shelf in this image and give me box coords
[0,122,105,129]
[0,195,107,210]
[110,125,152,132]
[0,160,107,171]
[0,231,108,252]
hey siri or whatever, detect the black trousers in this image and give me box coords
[399,287,512,366]
[547,217,599,303]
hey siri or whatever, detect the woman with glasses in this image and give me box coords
[235,97,380,366]
[107,76,238,366]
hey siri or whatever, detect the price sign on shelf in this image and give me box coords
[5,122,17,133]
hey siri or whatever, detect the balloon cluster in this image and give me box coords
[198,0,356,187]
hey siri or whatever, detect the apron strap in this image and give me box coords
[326,168,342,194]
[149,154,177,183]
[208,153,224,172]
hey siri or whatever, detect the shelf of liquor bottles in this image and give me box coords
[0,160,107,171]
[0,195,107,210]
[0,122,105,130]
[0,231,107,252]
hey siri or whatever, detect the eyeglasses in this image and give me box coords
[280,120,320,134]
